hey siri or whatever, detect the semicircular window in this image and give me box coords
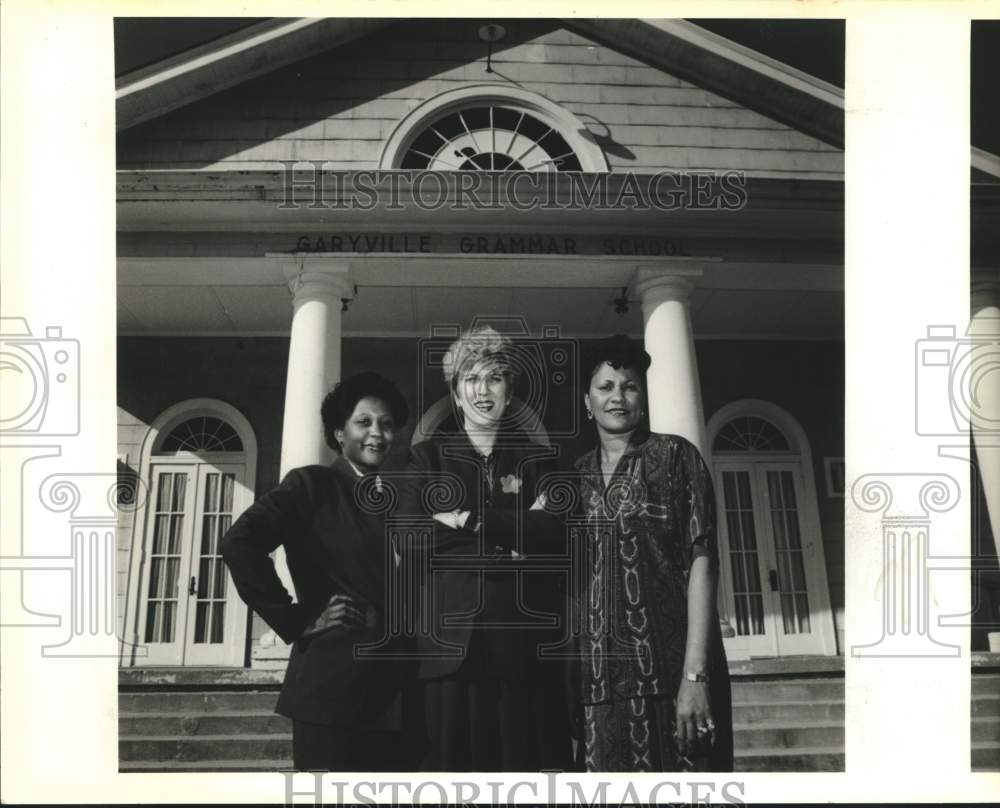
[400,105,582,172]
[713,416,791,453]
[156,416,244,453]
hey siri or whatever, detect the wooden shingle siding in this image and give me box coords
[118,20,842,178]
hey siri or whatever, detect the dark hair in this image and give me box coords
[320,372,409,451]
[586,334,652,379]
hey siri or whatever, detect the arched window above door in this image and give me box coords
[380,85,609,172]
[712,415,791,453]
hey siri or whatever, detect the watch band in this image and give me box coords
[685,671,710,683]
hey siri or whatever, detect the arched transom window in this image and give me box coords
[400,105,583,172]
[713,415,791,453]
[155,416,244,454]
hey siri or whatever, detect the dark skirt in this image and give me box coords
[418,662,573,771]
[292,720,406,771]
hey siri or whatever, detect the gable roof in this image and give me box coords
[116,17,844,147]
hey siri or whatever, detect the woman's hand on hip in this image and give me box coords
[674,678,716,756]
[300,594,365,639]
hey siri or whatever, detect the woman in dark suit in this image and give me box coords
[397,325,573,771]
[221,372,412,771]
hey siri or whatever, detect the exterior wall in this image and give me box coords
[117,335,845,661]
[117,20,842,179]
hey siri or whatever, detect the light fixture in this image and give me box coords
[477,23,506,74]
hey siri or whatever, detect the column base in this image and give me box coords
[251,630,292,670]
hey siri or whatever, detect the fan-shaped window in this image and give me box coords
[400,104,582,171]
[400,105,583,172]
[712,416,791,452]
[156,416,243,453]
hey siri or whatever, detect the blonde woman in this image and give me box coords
[398,326,572,771]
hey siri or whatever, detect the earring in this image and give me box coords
[586,409,593,420]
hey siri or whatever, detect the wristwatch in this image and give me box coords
[685,671,710,683]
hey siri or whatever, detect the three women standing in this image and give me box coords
[223,331,733,773]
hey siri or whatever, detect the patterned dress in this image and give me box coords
[573,430,733,771]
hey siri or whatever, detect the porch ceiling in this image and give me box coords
[118,260,843,339]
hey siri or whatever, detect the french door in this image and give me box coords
[135,459,250,666]
[714,460,836,658]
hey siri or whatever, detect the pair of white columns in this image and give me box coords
[256,261,721,662]
[275,263,710,474]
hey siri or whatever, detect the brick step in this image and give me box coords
[733,747,844,772]
[120,759,293,773]
[120,735,292,763]
[973,695,1000,717]
[730,679,843,704]
[971,742,1000,771]
[732,722,842,751]
[120,712,290,737]
[120,691,279,713]
[972,717,1000,743]
[732,700,843,724]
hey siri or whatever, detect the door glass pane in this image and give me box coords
[766,470,812,634]
[192,471,234,644]
[144,471,187,643]
[722,471,765,636]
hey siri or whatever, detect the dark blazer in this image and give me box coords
[395,425,568,681]
[221,457,406,728]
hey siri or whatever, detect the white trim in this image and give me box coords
[706,398,838,658]
[122,398,257,667]
[379,84,610,173]
[972,147,1000,179]
[645,20,844,110]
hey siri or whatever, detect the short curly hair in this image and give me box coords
[441,325,516,390]
[320,372,409,451]
[586,334,652,380]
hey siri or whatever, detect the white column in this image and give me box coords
[279,265,354,476]
[635,265,736,637]
[635,267,707,456]
[970,278,1000,578]
[255,262,352,668]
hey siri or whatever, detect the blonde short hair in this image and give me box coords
[442,326,516,389]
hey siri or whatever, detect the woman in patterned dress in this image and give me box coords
[572,335,733,771]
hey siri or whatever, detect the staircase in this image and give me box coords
[120,658,845,772]
[972,657,1000,771]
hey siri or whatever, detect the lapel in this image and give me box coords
[313,456,387,605]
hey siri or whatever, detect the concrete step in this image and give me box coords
[730,678,843,704]
[732,700,843,724]
[971,742,1000,771]
[973,695,1000,718]
[972,717,1000,744]
[734,747,844,772]
[120,690,279,713]
[971,672,999,697]
[120,759,293,773]
[120,712,290,737]
[732,722,842,751]
[120,735,292,763]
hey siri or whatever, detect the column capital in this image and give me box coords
[633,265,704,305]
[281,262,354,304]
